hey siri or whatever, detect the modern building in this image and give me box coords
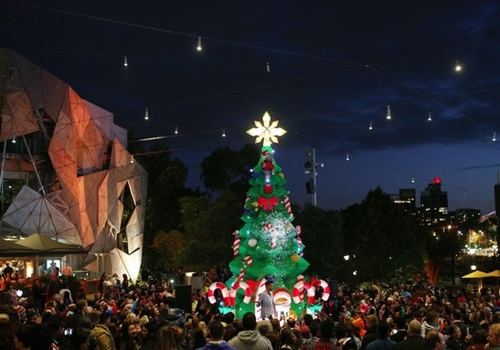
[420,177,449,226]
[0,49,147,281]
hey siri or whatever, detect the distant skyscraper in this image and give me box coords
[394,188,416,214]
[420,177,449,226]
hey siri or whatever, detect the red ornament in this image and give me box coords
[264,184,273,194]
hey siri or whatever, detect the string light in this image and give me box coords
[123,55,128,67]
[411,176,415,183]
[345,153,350,161]
[11,135,16,144]
[174,126,179,135]
[144,108,149,121]
[222,129,226,137]
[130,155,135,164]
[493,131,496,142]
[368,121,373,130]
[386,105,391,120]
[197,36,202,51]
[427,111,432,122]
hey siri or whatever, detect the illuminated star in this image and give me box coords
[246,111,287,146]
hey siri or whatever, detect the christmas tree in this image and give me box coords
[207,112,330,320]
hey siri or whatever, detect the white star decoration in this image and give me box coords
[246,111,287,146]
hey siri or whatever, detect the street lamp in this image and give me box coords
[304,148,324,206]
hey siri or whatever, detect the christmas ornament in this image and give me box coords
[248,238,257,247]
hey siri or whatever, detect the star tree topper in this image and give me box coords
[246,111,287,146]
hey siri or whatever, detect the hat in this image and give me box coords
[19,297,28,303]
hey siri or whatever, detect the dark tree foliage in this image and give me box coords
[200,143,260,199]
[340,187,426,283]
[293,203,343,279]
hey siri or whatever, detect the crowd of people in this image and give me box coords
[1,263,500,350]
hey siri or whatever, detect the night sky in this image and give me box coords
[1,1,500,213]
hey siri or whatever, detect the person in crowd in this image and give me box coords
[312,317,335,350]
[156,325,184,350]
[465,327,487,350]
[366,322,396,350]
[279,327,298,350]
[197,319,236,350]
[421,311,440,337]
[393,320,425,350]
[228,312,273,350]
[89,311,116,350]
[445,324,469,350]
[390,317,408,343]
[140,321,156,350]
[425,330,446,350]
[189,328,206,350]
[119,321,141,350]
[256,281,276,320]
[361,314,379,349]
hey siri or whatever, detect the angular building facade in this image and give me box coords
[0,49,147,281]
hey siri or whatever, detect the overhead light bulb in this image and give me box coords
[144,108,149,121]
[428,111,432,122]
[386,105,391,120]
[174,126,179,135]
[130,155,135,164]
[493,131,496,142]
[369,121,373,130]
[123,55,128,67]
[197,36,202,51]
[455,61,462,72]
[266,62,270,73]
[411,176,415,183]
[222,129,226,137]
[345,153,350,161]
[12,135,16,144]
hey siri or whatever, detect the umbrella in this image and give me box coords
[15,233,86,256]
[0,239,34,256]
[485,270,500,278]
[461,270,489,278]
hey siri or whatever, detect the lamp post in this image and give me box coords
[304,148,324,206]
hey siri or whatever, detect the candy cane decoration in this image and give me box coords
[292,276,305,304]
[232,230,240,258]
[207,282,231,305]
[231,281,252,304]
[238,256,253,281]
[284,196,293,218]
[312,279,331,301]
[254,278,268,302]
[264,223,277,249]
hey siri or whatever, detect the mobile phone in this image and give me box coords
[64,329,73,336]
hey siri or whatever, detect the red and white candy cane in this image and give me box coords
[296,225,302,246]
[233,230,240,258]
[254,278,267,302]
[231,281,252,304]
[312,279,331,301]
[264,223,277,249]
[207,282,231,305]
[292,278,315,305]
[238,256,253,281]
[284,196,293,217]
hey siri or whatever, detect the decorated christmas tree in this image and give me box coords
[208,112,330,320]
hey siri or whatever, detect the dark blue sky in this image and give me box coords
[2,0,500,213]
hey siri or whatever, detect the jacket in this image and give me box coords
[199,341,238,350]
[89,324,116,350]
[228,330,273,350]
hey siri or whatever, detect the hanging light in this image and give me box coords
[386,105,391,120]
[174,126,179,135]
[222,129,226,137]
[266,62,270,73]
[144,108,149,121]
[428,111,432,122]
[455,60,462,72]
[368,121,373,130]
[123,55,128,67]
[197,36,202,51]
[345,153,350,161]
[130,155,135,164]
[411,176,415,183]
[493,131,496,142]
[11,135,16,144]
